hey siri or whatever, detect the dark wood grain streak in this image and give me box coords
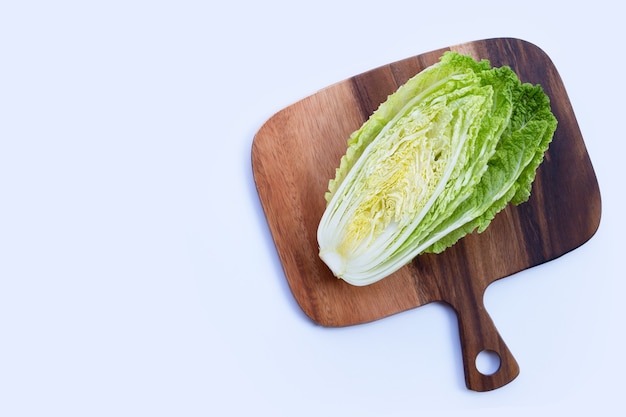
[252,38,601,391]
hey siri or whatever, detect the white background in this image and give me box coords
[0,1,622,416]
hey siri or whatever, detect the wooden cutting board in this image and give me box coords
[251,38,601,391]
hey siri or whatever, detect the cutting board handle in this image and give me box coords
[450,292,520,392]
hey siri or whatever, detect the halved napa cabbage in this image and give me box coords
[317,52,557,286]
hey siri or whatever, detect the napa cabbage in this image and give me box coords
[317,52,557,286]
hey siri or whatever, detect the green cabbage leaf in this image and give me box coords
[317,52,557,286]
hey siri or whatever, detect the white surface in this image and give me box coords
[0,1,622,416]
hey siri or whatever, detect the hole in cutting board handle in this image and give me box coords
[475,350,501,376]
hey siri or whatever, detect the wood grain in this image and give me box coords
[251,38,601,391]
